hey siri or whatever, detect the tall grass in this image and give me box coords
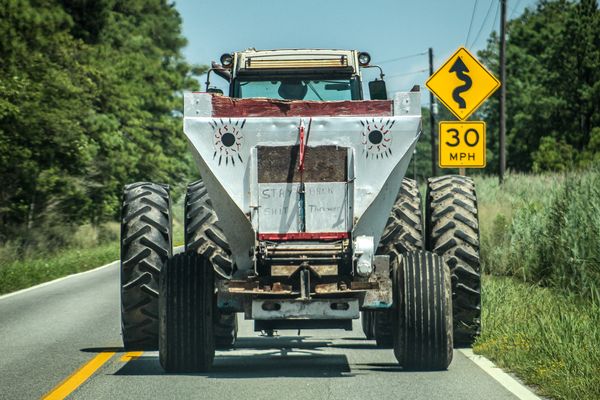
[473,169,600,399]
[474,169,600,304]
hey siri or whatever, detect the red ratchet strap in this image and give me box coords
[298,119,306,172]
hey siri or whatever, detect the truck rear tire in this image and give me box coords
[185,180,237,347]
[159,253,215,372]
[120,182,172,350]
[360,311,375,339]
[426,175,481,346]
[374,312,393,347]
[370,178,423,344]
[214,313,238,349]
[393,251,453,370]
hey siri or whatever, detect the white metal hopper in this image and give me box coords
[183,92,421,278]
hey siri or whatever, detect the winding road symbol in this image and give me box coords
[426,46,500,121]
[449,57,472,109]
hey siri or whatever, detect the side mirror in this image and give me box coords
[369,80,388,100]
[207,88,223,95]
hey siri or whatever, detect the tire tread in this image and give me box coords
[426,175,481,346]
[121,182,172,350]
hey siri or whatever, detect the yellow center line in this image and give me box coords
[119,351,144,362]
[41,351,116,400]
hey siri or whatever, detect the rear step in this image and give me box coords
[255,319,353,331]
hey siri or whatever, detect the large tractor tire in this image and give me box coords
[378,178,424,257]
[366,178,423,344]
[426,175,481,346]
[392,251,453,370]
[185,180,233,278]
[159,253,215,372]
[120,182,172,350]
[185,180,237,348]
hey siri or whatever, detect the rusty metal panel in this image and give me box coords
[257,145,347,183]
[315,283,339,293]
[350,281,378,290]
[271,265,338,277]
[362,255,393,309]
[211,96,393,117]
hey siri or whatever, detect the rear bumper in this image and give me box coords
[252,298,359,320]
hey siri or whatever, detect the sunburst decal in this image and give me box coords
[210,118,245,166]
[360,118,395,159]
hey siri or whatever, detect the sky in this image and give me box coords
[175,0,538,98]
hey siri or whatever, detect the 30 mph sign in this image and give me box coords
[439,121,486,168]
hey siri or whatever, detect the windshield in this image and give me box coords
[235,78,360,101]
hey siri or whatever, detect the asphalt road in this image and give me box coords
[0,262,536,400]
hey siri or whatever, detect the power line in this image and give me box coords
[465,0,480,45]
[469,0,497,48]
[485,1,501,45]
[386,68,429,79]
[374,52,427,64]
[509,0,523,19]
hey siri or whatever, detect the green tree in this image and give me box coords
[0,0,204,241]
[477,0,600,172]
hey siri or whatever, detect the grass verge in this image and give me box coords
[476,275,600,399]
[0,204,185,296]
[473,170,600,399]
[0,242,118,295]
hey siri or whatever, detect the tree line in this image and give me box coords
[0,0,204,242]
[479,0,599,173]
[1,0,598,244]
[410,0,599,179]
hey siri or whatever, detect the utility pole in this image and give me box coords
[428,47,437,177]
[499,0,507,183]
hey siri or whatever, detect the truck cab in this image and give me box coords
[206,48,387,101]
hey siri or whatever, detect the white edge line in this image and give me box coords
[0,260,118,301]
[0,246,184,302]
[459,349,541,400]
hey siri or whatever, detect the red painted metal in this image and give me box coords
[258,232,349,241]
[210,95,393,117]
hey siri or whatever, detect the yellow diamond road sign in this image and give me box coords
[426,47,500,121]
[439,121,486,168]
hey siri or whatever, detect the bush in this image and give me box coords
[532,136,575,173]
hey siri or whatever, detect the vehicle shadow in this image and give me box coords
[80,347,124,353]
[114,352,353,378]
[111,335,378,378]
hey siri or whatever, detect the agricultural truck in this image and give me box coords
[119,49,481,372]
